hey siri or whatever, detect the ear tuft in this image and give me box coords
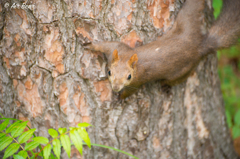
[128,54,138,69]
[112,49,119,63]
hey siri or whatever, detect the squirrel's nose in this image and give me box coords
[112,85,121,92]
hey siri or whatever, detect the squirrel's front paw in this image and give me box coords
[82,42,93,50]
[161,84,172,97]
[118,91,126,100]
[111,92,124,106]
[117,93,125,104]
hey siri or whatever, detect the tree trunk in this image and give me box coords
[0,0,239,158]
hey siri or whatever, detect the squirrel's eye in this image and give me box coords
[127,74,131,80]
[108,70,111,76]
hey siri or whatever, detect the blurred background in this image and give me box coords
[213,0,240,155]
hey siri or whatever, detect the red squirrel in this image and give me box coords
[85,0,240,99]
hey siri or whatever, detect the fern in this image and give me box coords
[0,117,139,159]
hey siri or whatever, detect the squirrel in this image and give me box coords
[84,0,240,99]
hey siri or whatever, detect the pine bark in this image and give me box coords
[0,0,239,158]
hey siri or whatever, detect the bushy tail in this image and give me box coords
[200,0,240,56]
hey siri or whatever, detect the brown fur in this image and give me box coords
[85,0,240,99]
[200,0,240,56]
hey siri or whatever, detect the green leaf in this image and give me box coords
[25,141,40,150]
[226,110,233,128]
[5,121,21,133]
[48,129,58,138]
[78,127,91,148]
[212,0,223,18]
[78,123,92,128]
[43,144,52,159]
[234,109,240,126]
[18,150,28,159]
[52,139,61,159]
[49,153,58,159]
[58,128,67,134]
[32,136,49,144]
[30,156,35,159]
[0,136,13,151]
[0,134,8,143]
[232,126,240,139]
[60,135,71,158]
[0,120,9,131]
[18,128,36,144]
[11,121,28,138]
[29,150,35,156]
[70,130,83,155]
[0,133,6,138]
[38,151,43,157]
[13,155,25,159]
[3,143,20,159]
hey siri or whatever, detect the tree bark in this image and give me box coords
[0,0,239,158]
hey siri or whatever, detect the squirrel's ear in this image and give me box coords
[128,54,138,69]
[112,49,119,63]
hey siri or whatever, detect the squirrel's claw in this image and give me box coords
[82,42,93,49]
[161,85,172,97]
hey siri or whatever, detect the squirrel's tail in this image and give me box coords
[200,0,240,56]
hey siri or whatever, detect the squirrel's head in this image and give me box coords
[107,49,138,92]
